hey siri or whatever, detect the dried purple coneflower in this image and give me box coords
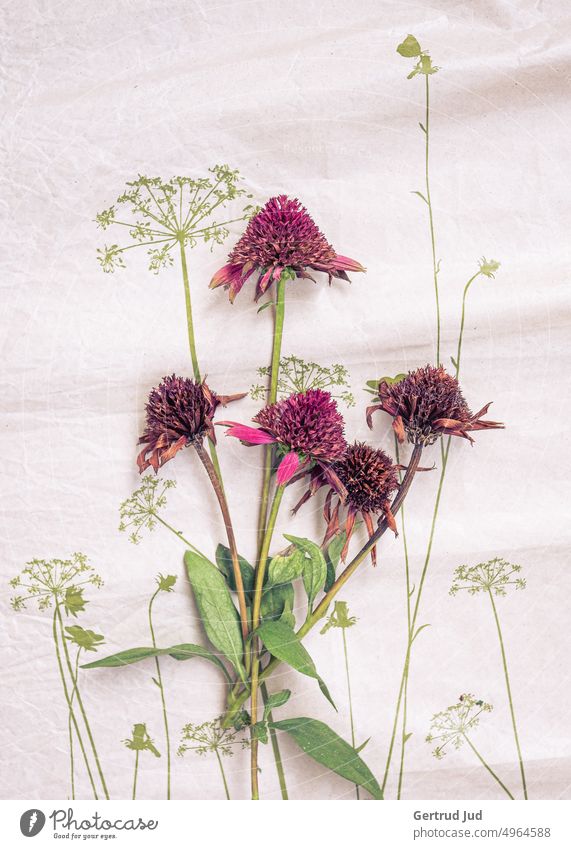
[367,365,503,446]
[220,388,347,488]
[209,195,365,302]
[137,375,244,473]
[294,441,399,566]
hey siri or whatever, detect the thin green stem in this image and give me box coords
[154,515,208,559]
[261,682,289,800]
[132,750,139,800]
[424,74,441,364]
[342,627,359,800]
[488,590,528,799]
[52,610,98,800]
[149,589,171,800]
[394,439,412,800]
[56,605,110,799]
[454,273,480,376]
[250,484,286,799]
[68,647,82,800]
[179,240,200,382]
[215,750,231,800]
[257,276,286,555]
[463,734,515,800]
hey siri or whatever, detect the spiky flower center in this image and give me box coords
[142,375,215,445]
[334,442,398,512]
[254,389,346,461]
[229,195,337,270]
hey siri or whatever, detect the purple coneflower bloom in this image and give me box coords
[137,375,244,473]
[209,195,365,302]
[293,441,399,566]
[366,365,504,446]
[220,389,347,487]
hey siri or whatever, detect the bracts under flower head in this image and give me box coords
[367,365,503,446]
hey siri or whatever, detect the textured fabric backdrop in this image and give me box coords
[2,0,570,800]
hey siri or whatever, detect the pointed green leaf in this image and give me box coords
[404,732,413,744]
[260,582,294,623]
[397,35,422,58]
[215,544,255,596]
[185,551,246,681]
[411,623,431,643]
[257,620,336,710]
[283,534,327,609]
[267,549,305,587]
[270,717,382,799]
[263,689,291,722]
[257,300,273,314]
[355,736,371,754]
[412,190,429,205]
[80,643,232,681]
[324,533,346,592]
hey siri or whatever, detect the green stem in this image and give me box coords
[250,484,286,799]
[257,276,286,555]
[394,439,412,801]
[488,590,528,799]
[463,734,515,800]
[261,682,289,800]
[454,272,480,376]
[155,515,208,560]
[132,750,139,800]
[424,74,441,364]
[149,589,171,800]
[342,627,359,800]
[68,647,82,800]
[52,610,98,800]
[56,604,110,799]
[68,708,75,800]
[179,240,201,382]
[215,749,231,800]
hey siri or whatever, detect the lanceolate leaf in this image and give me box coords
[324,533,346,592]
[263,689,291,722]
[270,717,382,800]
[283,534,327,609]
[185,551,246,681]
[80,644,232,681]
[260,583,294,623]
[267,549,305,587]
[215,544,255,597]
[257,620,336,709]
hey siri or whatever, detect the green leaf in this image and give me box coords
[324,533,346,592]
[450,356,458,369]
[257,620,336,710]
[283,534,327,610]
[396,34,422,58]
[365,378,380,390]
[355,736,371,754]
[263,689,291,722]
[80,643,232,681]
[215,544,255,596]
[267,549,305,587]
[260,583,294,623]
[269,718,382,799]
[65,625,104,652]
[404,732,413,744]
[257,300,273,314]
[64,587,88,618]
[412,190,429,205]
[411,623,431,643]
[419,122,427,133]
[252,721,268,744]
[185,551,246,681]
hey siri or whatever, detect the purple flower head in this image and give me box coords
[220,389,347,486]
[137,375,244,473]
[210,195,365,302]
[367,365,504,446]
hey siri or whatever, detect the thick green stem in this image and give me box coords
[52,610,98,800]
[463,734,515,800]
[488,590,528,799]
[215,749,231,800]
[195,442,249,643]
[257,277,286,554]
[342,627,359,800]
[261,682,289,800]
[132,751,139,800]
[250,484,285,799]
[149,589,171,800]
[57,604,110,799]
[424,74,441,364]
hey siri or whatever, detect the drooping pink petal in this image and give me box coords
[209,263,241,289]
[276,450,300,485]
[219,422,276,445]
[331,254,366,273]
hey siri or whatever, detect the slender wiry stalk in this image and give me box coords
[463,734,515,800]
[224,448,423,724]
[132,750,140,800]
[341,626,359,799]
[215,749,231,800]
[154,515,208,559]
[488,590,528,799]
[194,441,249,642]
[68,647,82,800]
[257,276,286,553]
[261,682,289,799]
[394,438,412,800]
[52,610,98,800]
[424,75,441,364]
[56,604,110,799]
[454,272,479,376]
[149,588,172,800]
[250,484,286,799]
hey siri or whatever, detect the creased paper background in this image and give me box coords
[1,0,570,800]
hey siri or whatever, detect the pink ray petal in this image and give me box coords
[276,451,301,485]
[218,422,276,445]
